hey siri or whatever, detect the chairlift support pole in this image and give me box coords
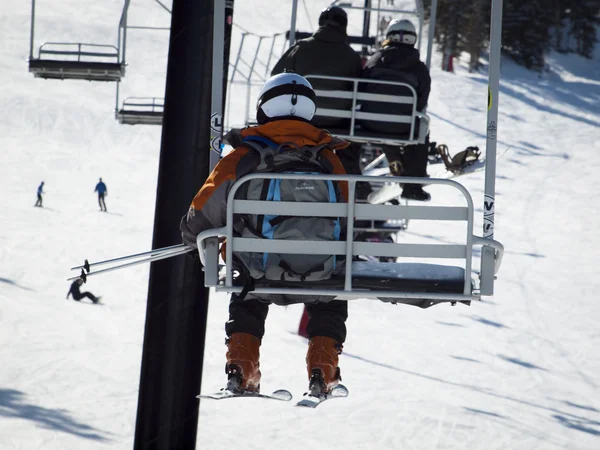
[289,0,298,47]
[415,0,423,54]
[425,0,438,69]
[132,0,213,447]
[481,0,503,295]
[118,0,131,65]
[362,0,371,57]
[29,0,36,60]
[210,0,225,170]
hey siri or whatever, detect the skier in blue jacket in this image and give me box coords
[94,178,107,212]
[34,181,45,207]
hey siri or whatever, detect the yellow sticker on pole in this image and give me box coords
[488,87,492,110]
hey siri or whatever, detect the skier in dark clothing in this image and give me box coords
[361,19,432,201]
[66,278,100,303]
[94,178,107,211]
[271,6,365,179]
[34,181,44,207]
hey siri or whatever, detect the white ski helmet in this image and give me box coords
[256,72,316,124]
[385,19,417,46]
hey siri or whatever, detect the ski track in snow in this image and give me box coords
[1,0,600,449]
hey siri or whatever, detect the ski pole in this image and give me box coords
[67,245,195,281]
[70,244,188,271]
[362,153,386,172]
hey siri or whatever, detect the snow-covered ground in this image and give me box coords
[1,0,599,449]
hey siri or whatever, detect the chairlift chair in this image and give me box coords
[28,42,125,82]
[117,97,164,125]
[28,0,127,82]
[195,173,503,308]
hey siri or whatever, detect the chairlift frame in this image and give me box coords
[305,74,430,146]
[205,0,504,302]
[195,173,504,306]
[28,0,128,81]
[114,0,171,125]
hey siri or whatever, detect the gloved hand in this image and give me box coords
[181,230,198,248]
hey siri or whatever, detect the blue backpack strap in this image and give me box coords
[242,135,277,150]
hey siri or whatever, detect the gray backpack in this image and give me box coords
[233,136,345,283]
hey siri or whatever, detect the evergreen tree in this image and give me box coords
[566,0,600,58]
[501,0,551,70]
[422,0,598,71]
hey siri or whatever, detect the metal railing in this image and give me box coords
[196,173,504,303]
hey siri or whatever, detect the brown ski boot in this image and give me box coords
[225,332,261,393]
[306,336,343,395]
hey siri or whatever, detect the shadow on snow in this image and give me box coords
[0,388,110,441]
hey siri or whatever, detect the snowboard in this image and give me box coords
[367,145,512,205]
[198,389,292,402]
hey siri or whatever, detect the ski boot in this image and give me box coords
[401,184,431,201]
[306,336,343,395]
[225,332,261,394]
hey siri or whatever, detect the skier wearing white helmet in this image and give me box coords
[181,72,351,397]
[361,18,432,201]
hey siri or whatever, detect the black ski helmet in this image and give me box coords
[318,6,348,32]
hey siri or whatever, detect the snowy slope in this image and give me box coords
[1,0,599,449]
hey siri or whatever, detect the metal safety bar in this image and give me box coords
[196,173,504,303]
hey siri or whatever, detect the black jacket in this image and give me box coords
[271,26,363,128]
[67,281,81,299]
[361,43,431,135]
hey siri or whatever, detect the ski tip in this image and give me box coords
[197,388,292,401]
[271,389,293,401]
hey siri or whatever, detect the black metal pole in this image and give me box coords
[133,0,213,448]
[361,0,371,57]
[223,0,234,108]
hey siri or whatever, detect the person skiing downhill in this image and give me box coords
[180,73,350,396]
[94,178,107,211]
[35,181,45,207]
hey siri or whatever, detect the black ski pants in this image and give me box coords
[72,292,97,302]
[226,295,348,344]
[98,193,106,211]
[382,140,429,190]
[335,141,372,200]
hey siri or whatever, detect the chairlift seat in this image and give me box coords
[117,110,163,125]
[117,97,164,125]
[235,261,470,308]
[353,219,407,233]
[29,59,125,81]
[29,43,124,82]
[197,173,504,307]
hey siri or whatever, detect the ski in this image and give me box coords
[198,388,292,402]
[295,384,348,408]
